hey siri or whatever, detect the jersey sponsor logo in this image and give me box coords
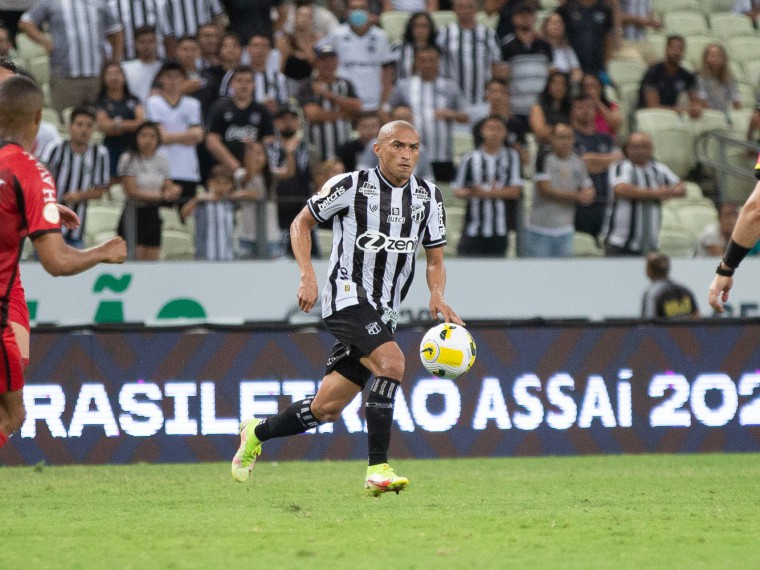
[387,207,405,223]
[356,230,417,253]
[365,322,381,335]
[43,202,60,224]
[359,181,379,198]
[317,185,347,211]
[413,186,431,202]
[438,206,446,236]
[31,159,58,203]
[225,124,260,143]
[411,204,425,223]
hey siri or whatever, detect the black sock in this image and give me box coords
[254,397,321,442]
[366,377,400,466]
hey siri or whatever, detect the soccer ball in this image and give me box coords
[419,323,476,380]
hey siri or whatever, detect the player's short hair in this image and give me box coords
[69,105,96,124]
[377,120,418,145]
[0,75,43,134]
[647,252,670,280]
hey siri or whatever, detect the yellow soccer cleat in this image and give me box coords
[231,418,262,482]
[365,463,409,497]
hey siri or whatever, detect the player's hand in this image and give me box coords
[708,274,733,314]
[56,204,80,230]
[429,296,465,326]
[297,273,319,313]
[99,237,127,264]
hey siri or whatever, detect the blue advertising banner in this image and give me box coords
[3,321,760,466]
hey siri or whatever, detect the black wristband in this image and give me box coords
[723,239,751,269]
[716,263,735,277]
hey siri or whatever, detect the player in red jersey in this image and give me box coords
[0,75,126,450]
[709,153,760,312]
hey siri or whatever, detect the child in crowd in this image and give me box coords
[181,165,236,261]
[526,122,595,257]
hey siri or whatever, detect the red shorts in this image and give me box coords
[9,273,30,333]
[0,328,24,394]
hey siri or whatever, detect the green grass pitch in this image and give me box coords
[4,454,760,569]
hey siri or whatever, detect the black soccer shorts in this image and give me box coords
[323,301,395,389]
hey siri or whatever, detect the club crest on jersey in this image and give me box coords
[365,322,381,335]
[359,181,379,198]
[413,187,431,202]
[369,203,379,212]
[411,204,425,223]
[387,207,405,223]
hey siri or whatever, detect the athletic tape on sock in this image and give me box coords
[296,396,321,429]
[369,377,400,402]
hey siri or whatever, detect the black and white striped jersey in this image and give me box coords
[162,0,224,39]
[602,158,680,253]
[41,141,110,242]
[297,77,358,162]
[307,168,447,322]
[107,0,173,60]
[453,146,522,238]
[387,76,464,163]
[436,23,501,106]
[254,68,289,108]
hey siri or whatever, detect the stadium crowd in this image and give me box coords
[2,0,759,260]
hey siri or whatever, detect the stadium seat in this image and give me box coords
[662,12,709,37]
[649,124,695,178]
[15,32,48,60]
[87,230,117,248]
[665,197,719,237]
[316,228,333,256]
[41,107,62,130]
[657,228,696,257]
[476,11,498,30]
[686,109,730,138]
[159,207,187,232]
[445,204,466,238]
[709,13,756,40]
[735,81,757,108]
[722,146,755,204]
[452,131,474,164]
[28,55,50,87]
[729,61,747,84]
[431,10,457,29]
[684,181,704,200]
[660,203,683,231]
[653,0,704,16]
[683,34,721,70]
[160,230,195,260]
[644,33,667,61]
[728,107,754,137]
[608,59,647,89]
[705,0,738,12]
[572,232,603,257]
[741,60,760,91]
[85,204,121,237]
[726,36,760,67]
[379,11,411,44]
[634,108,682,133]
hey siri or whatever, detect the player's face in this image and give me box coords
[69,116,94,145]
[375,128,420,185]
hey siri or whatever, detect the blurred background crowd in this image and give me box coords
[2,0,759,261]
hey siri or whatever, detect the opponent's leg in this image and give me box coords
[231,371,360,482]
[360,341,409,496]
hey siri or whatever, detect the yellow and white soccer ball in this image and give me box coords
[419,323,476,380]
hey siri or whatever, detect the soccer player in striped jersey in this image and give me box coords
[232,120,464,495]
[709,153,760,313]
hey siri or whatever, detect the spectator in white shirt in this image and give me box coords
[121,25,163,104]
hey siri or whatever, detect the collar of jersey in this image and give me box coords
[375,167,410,192]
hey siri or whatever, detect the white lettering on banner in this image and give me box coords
[18,372,760,438]
[19,259,760,323]
[119,382,163,437]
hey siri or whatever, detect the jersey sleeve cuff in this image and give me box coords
[423,239,447,249]
[307,201,326,223]
[29,228,61,240]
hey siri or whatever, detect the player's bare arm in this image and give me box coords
[34,232,126,277]
[291,206,319,313]
[709,179,760,313]
[425,246,464,325]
